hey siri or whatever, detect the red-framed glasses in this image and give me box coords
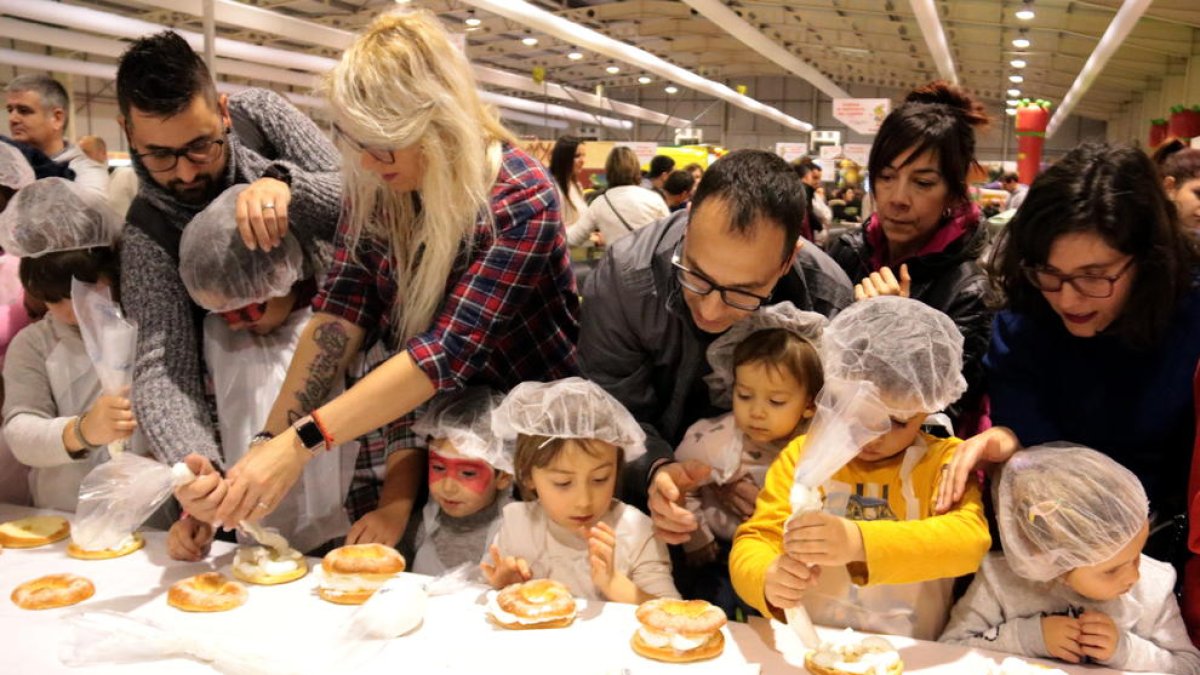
[218,301,268,326]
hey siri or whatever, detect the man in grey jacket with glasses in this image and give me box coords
[578,149,852,545]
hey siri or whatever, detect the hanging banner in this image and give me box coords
[774,142,809,162]
[615,141,659,169]
[819,145,843,161]
[843,143,871,167]
[832,98,891,135]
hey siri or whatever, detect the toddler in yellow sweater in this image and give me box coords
[730,296,991,639]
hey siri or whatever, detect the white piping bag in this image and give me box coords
[783,378,891,647]
[71,278,138,456]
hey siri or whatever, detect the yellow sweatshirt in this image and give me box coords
[730,432,990,626]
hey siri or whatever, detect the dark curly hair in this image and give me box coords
[117,31,218,119]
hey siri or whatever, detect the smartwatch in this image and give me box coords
[292,416,327,454]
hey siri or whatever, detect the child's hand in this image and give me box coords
[1042,614,1084,663]
[684,540,719,567]
[764,553,821,611]
[167,517,214,562]
[714,474,759,519]
[481,544,532,589]
[588,522,618,594]
[1078,610,1118,662]
[80,394,137,446]
[346,504,408,546]
[784,511,865,566]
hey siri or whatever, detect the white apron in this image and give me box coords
[802,438,954,640]
[203,309,356,553]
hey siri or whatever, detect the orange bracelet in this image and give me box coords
[309,409,335,448]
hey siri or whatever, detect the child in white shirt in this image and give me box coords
[482,377,679,603]
[940,444,1200,673]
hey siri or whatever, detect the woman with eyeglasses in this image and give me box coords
[936,143,1200,563]
[206,10,579,544]
[827,81,993,436]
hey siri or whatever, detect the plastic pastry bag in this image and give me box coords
[782,378,891,648]
[342,563,476,641]
[72,456,193,551]
[71,278,137,455]
[63,611,309,675]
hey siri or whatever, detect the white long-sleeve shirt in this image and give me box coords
[940,552,1200,674]
[566,185,668,248]
[53,144,109,197]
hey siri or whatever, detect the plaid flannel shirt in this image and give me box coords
[315,144,581,519]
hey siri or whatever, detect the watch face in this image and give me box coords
[295,420,325,450]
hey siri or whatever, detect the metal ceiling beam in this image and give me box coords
[906,0,957,84]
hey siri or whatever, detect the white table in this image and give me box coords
[0,504,1146,674]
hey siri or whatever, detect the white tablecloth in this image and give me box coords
[0,504,1148,674]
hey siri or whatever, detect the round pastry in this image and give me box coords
[11,573,95,610]
[67,532,145,560]
[231,545,308,585]
[631,598,727,663]
[804,632,904,675]
[167,572,248,613]
[317,543,406,605]
[489,579,577,630]
[0,515,70,548]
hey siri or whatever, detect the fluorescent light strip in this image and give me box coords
[459,0,813,132]
[497,108,568,130]
[477,91,631,129]
[907,0,958,84]
[133,0,684,128]
[679,0,848,100]
[1046,0,1152,137]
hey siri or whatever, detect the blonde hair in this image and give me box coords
[325,10,515,344]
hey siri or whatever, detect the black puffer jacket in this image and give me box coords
[828,221,993,434]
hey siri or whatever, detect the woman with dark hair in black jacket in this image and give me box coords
[827,81,992,435]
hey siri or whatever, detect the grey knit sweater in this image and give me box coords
[121,88,342,467]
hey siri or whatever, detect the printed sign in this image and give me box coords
[616,141,659,168]
[819,145,843,160]
[774,142,809,162]
[833,98,891,135]
[843,143,871,167]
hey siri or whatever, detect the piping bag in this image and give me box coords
[71,278,137,456]
[782,378,891,647]
[171,463,293,555]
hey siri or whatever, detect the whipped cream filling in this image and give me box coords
[234,546,303,577]
[991,657,1069,675]
[810,632,900,675]
[636,627,708,652]
[74,533,136,553]
[317,568,390,594]
[486,593,573,625]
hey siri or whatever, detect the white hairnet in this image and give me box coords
[997,444,1149,582]
[491,377,647,462]
[413,387,514,475]
[0,143,34,192]
[704,302,826,407]
[179,185,304,312]
[821,296,966,417]
[0,177,120,257]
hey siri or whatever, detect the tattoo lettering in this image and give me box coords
[291,321,350,420]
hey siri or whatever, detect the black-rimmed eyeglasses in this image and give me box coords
[1021,257,1135,299]
[331,122,396,165]
[132,136,225,173]
[671,246,772,311]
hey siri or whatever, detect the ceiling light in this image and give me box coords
[1006,99,1020,106]
[1015,2,1035,20]
[1012,37,1031,49]
[522,36,539,46]
[637,76,652,84]
[1010,59,1027,68]
[1006,108,1018,116]
[1007,88,1022,97]
[606,65,620,74]
[1009,74,1024,83]
[567,50,583,60]
[464,14,482,27]
[665,85,679,94]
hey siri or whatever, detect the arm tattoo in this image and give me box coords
[288,321,351,424]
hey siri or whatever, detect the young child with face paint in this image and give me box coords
[167,184,354,560]
[941,445,1200,673]
[730,296,991,640]
[482,378,680,603]
[409,387,514,575]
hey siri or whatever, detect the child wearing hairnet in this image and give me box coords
[673,302,824,614]
[940,445,1200,672]
[410,387,514,575]
[482,377,680,602]
[167,184,355,558]
[731,296,991,639]
[0,177,136,511]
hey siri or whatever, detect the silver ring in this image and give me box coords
[261,202,275,210]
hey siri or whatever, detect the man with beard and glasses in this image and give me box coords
[115,31,342,477]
